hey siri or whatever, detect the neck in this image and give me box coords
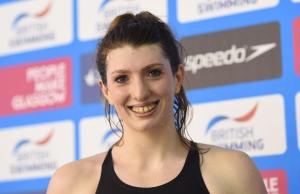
[113,123,187,166]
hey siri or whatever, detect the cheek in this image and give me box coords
[107,86,128,105]
[154,79,176,98]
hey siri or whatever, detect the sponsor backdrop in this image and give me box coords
[0,0,299,194]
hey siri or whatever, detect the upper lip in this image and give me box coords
[127,100,159,108]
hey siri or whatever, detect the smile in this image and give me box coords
[129,101,159,114]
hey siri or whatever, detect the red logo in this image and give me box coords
[261,170,288,194]
[294,17,300,75]
[0,57,72,116]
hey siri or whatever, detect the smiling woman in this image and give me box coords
[46,11,268,194]
[102,44,181,136]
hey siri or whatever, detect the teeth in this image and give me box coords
[144,106,149,112]
[132,103,156,113]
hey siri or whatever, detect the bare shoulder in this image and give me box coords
[197,143,267,194]
[46,152,107,194]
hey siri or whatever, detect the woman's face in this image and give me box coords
[100,44,184,133]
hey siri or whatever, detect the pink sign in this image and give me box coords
[261,170,288,194]
[0,57,72,116]
[294,17,300,75]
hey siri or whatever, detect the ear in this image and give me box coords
[99,80,111,104]
[175,64,185,94]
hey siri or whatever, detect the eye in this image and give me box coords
[115,75,128,84]
[148,69,162,78]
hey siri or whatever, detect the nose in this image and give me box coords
[131,77,150,101]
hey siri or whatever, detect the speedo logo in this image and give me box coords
[185,43,276,74]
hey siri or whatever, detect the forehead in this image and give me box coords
[106,44,170,72]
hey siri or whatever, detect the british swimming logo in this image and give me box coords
[188,95,286,157]
[177,0,279,23]
[9,130,57,176]
[204,103,262,152]
[0,0,73,56]
[78,0,167,40]
[12,130,54,155]
[8,1,55,49]
[0,120,75,181]
[205,103,258,134]
[11,1,52,29]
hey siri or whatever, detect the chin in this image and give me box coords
[128,119,166,133]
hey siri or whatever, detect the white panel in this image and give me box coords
[78,0,168,41]
[0,120,75,181]
[0,0,73,56]
[188,94,286,157]
[177,0,279,23]
[79,116,120,158]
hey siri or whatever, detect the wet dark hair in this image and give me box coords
[96,11,192,148]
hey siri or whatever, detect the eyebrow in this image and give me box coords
[111,63,164,75]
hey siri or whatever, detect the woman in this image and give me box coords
[47,12,267,194]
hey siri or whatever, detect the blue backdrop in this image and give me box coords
[0,0,299,194]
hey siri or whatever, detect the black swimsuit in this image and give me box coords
[96,143,210,194]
